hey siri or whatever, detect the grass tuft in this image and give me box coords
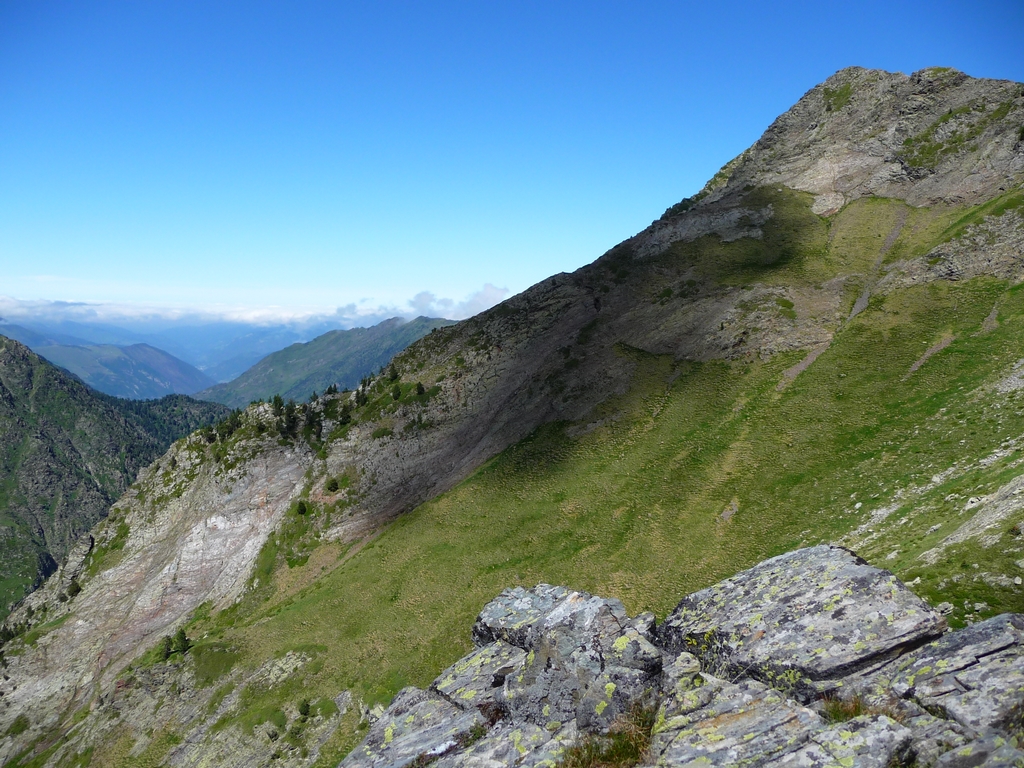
[558,705,656,768]
[821,695,905,724]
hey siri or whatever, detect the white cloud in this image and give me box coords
[0,282,509,331]
[407,283,508,320]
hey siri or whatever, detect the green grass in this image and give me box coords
[84,518,130,577]
[21,614,70,647]
[821,695,904,724]
[5,713,30,736]
[191,642,239,687]
[936,189,1024,245]
[823,82,852,112]
[558,705,655,768]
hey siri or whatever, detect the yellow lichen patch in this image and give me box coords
[512,729,528,755]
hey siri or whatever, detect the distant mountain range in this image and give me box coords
[0,316,454,404]
[196,316,454,407]
[0,322,214,399]
[0,314,405,383]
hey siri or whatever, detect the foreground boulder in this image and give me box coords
[656,544,948,697]
[341,547,1024,768]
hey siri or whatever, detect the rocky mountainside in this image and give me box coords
[0,336,228,615]
[2,66,1024,767]
[196,316,454,409]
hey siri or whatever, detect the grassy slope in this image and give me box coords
[165,193,1024,763]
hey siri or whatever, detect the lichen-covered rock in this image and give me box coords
[432,641,527,710]
[933,730,1024,767]
[340,687,484,768]
[651,670,913,767]
[656,545,946,696]
[472,585,662,732]
[650,675,822,766]
[889,614,1024,735]
[778,715,914,767]
[899,705,975,767]
[433,721,579,768]
[472,585,576,648]
[432,721,550,768]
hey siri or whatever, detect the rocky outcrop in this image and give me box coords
[656,545,947,697]
[698,66,1024,213]
[344,547,1024,768]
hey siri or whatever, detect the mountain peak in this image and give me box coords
[684,66,1023,217]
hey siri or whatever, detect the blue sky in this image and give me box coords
[1,0,1022,325]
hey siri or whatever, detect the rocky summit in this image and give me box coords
[346,546,1024,768]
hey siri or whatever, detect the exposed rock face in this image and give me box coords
[344,548,1024,768]
[472,585,662,731]
[656,545,948,696]
[699,66,1024,213]
[0,412,312,741]
[890,614,1024,735]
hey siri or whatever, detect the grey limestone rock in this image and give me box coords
[650,675,823,766]
[650,668,911,767]
[899,705,976,767]
[340,687,485,768]
[473,584,662,732]
[889,614,1024,735]
[432,721,552,768]
[934,730,1024,768]
[774,715,914,767]
[432,641,527,711]
[433,721,580,768]
[656,544,946,697]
